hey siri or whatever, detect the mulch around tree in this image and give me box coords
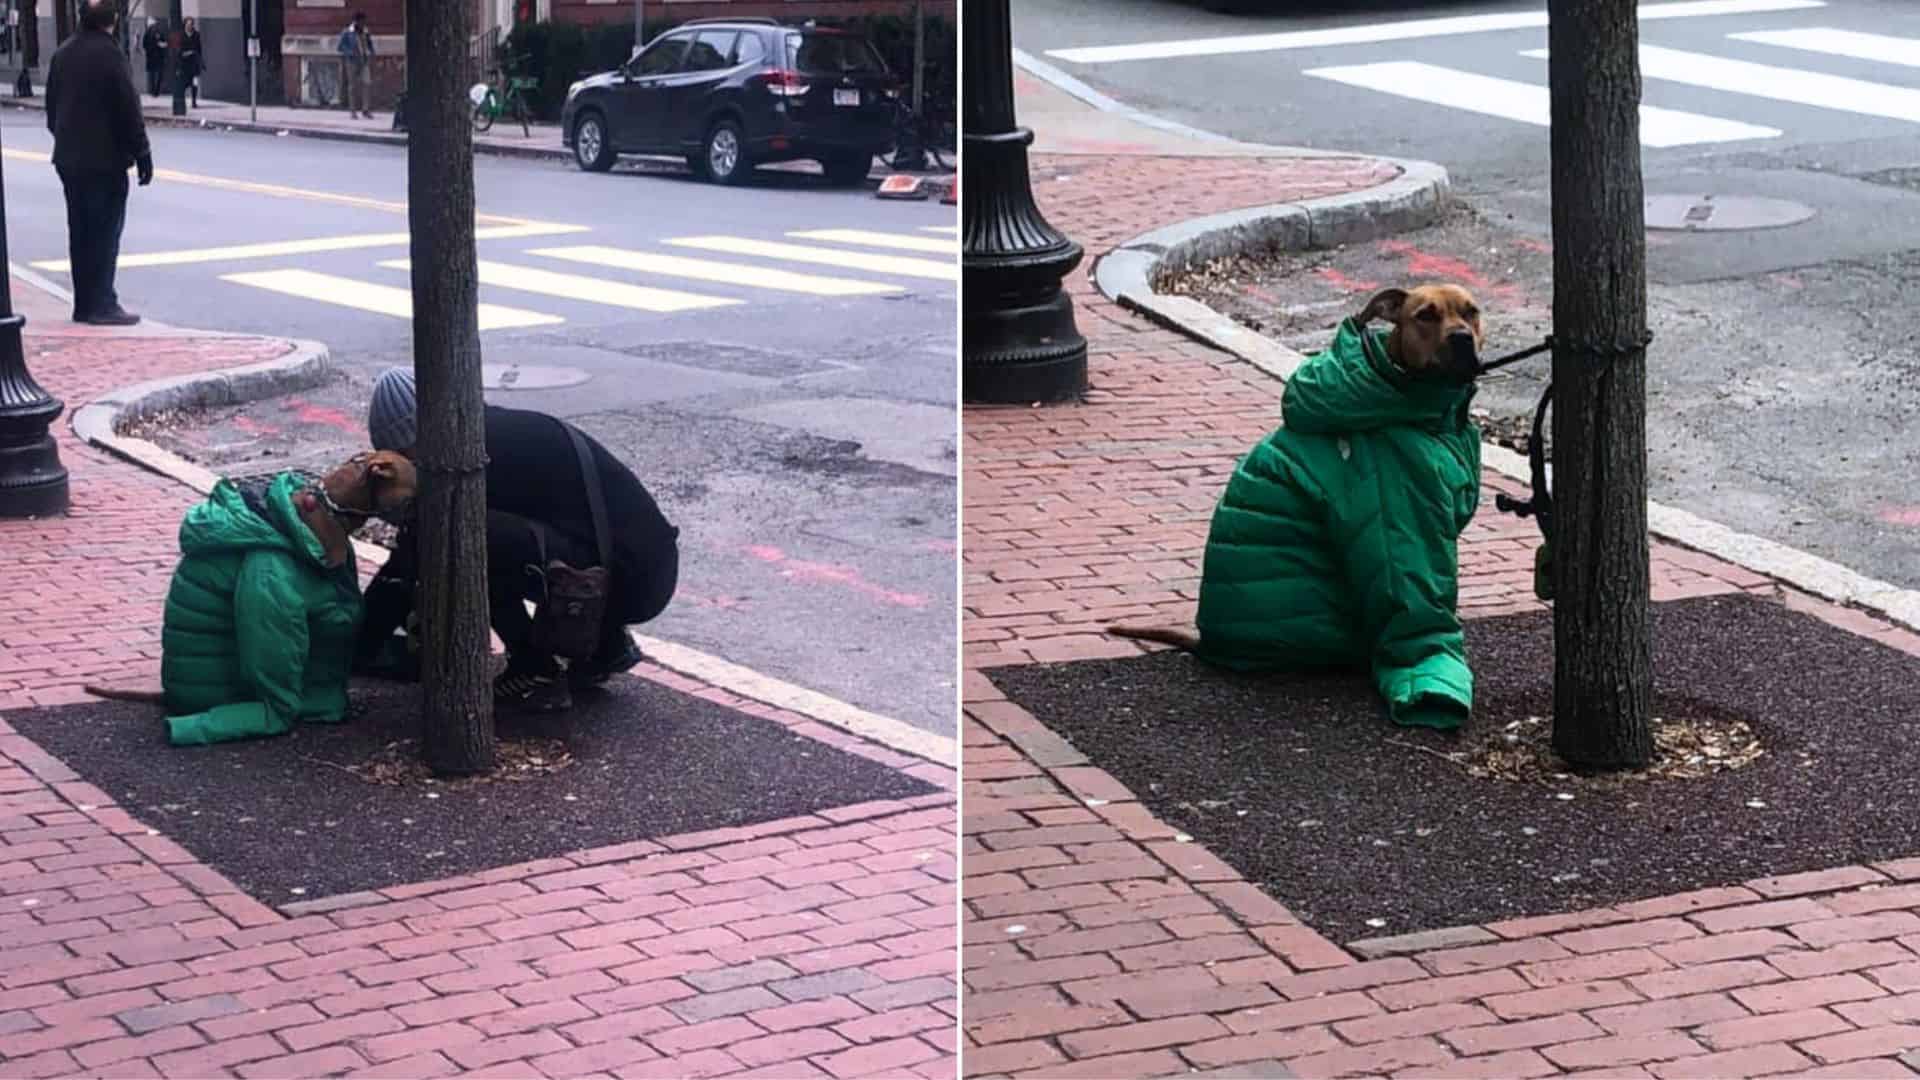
[988,594,1920,943]
[5,676,934,904]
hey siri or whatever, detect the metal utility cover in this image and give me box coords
[1645,194,1815,232]
[481,364,590,390]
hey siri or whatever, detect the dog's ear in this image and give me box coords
[1357,288,1409,327]
[365,457,399,484]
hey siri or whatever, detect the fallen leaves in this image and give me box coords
[310,736,576,789]
[1396,711,1766,789]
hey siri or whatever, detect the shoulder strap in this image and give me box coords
[563,421,613,571]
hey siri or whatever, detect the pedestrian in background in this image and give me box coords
[45,0,153,327]
[338,11,374,119]
[180,17,203,107]
[140,19,165,97]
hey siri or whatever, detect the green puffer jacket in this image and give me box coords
[159,473,364,746]
[1193,317,1482,729]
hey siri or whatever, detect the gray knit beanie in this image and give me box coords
[368,368,418,451]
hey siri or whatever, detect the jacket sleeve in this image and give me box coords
[353,529,419,665]
[1336,447,1475,730]
[44,53,58,135]
[112,49,152,165]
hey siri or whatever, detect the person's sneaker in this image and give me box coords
[83,308,141,327]
[494,668,572,713]
[569,638,644,690]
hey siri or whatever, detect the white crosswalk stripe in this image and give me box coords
[1045,0,1824,65]
[527,245,906,296]
[199,225,947,329]
[1522,45,1920,124]
[222,269,563,330]
[1305,62,1780,147]
[920,226,959,235]
[788,228,956,255]
[665,237,958,281]
[1728,27,1920,68]
[379,258,741,313]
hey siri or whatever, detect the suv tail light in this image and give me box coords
[755,70,809,98]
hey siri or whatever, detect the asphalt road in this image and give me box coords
[1021,0,1920,592]
[2,112,958,736]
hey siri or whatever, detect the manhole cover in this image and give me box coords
[481,364,590,390]
[1645,194,1815,232]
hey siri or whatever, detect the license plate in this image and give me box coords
[833,88,860,107]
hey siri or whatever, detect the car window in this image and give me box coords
[731,30,767,68]
[631,34,690,77]
[786,33,888,77]
[684,29,735,73]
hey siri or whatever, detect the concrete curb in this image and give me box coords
[1088,156,1920,637]
[69,338,334,497]
[65,336,958,768]
[0,97,955,183]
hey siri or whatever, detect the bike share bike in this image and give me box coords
[471,55,537,137]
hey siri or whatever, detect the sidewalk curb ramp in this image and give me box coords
[64,337,958,767]
[1088,154,1920,638]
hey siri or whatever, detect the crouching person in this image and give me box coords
[352,369,680,712]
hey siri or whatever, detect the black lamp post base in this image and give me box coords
[0,313,69,519]
[962,289,1087,404]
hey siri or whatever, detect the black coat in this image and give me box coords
[355,407,680,658]
[46,29,151,173]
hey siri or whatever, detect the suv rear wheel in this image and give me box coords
[703,119,749,186]
[823,153,872,187]
[573,110,614,172]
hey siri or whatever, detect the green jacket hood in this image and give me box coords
[178,473,330,569]
[1282,317,1477,436]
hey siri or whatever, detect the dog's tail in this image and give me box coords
[82,684,167,705]
[1107,625,1202,652]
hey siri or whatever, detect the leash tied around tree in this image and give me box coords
[1483,331,1655,602]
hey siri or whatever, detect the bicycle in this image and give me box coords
[470,56,537,137]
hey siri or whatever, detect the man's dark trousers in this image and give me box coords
[57,168,129,322]
[145,59,163,95]
[485,510,678,671]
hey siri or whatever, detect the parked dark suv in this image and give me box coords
[561,18,898,186]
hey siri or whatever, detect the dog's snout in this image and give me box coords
[1446,331,1479,375]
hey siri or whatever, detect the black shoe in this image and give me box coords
[569,637,643,690]
[494,668,572,713]
[83,308,141,327]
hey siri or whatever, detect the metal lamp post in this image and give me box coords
[0,124,70,518]
[960,0,1085,404]
[168,0,183,116]
[888,0,928,172]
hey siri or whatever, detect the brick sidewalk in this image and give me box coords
[0,325,957,1078]
[960,154,1920,1078]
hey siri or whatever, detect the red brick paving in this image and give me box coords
[0,321,956,1077]
[961,153,1920,1076]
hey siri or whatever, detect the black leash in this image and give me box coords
[1482,331,1654,550]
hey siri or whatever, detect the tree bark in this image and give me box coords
[407,0,494,776]
[1547,0,1654,768]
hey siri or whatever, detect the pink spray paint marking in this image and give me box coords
[1881,507,1920,527]
[1379,241,1524,304]
[281,398,363,435]
[232,416,282,436]
[744,545,929,608]
[1315,267,1380,294]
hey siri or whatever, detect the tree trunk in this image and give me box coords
[407,0,494,776]
[1547,0,1653,768]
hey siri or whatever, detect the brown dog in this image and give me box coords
[1111,283,1486,654]
[85,451,419,704]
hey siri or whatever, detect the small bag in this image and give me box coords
[529,425,615,662]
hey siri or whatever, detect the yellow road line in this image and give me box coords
[665,236,957,281]
[1,147,566,229]
[380,258,740,313]
[222,269,562,331]
[788,228,956,255]
[32,223,588,273]
[528,245,904,297]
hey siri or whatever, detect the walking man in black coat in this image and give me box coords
[140,19,166,97]
[46,0,153,327]
[354,369,683,714]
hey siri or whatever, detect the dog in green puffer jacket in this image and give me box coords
[85,452,418,746]
[1111,285,1486,731]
